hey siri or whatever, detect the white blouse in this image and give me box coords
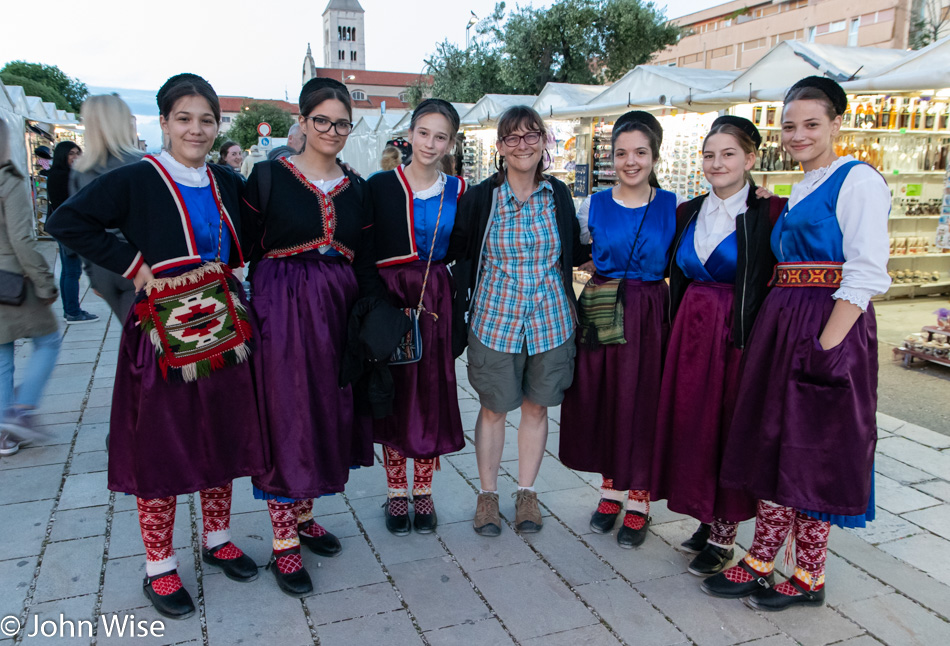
[786,155,891,311]
[158,150,209,188]
[694,183,749,265]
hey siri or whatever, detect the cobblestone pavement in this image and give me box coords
[1,283,950,645]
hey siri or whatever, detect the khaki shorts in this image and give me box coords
[466,330,576,413]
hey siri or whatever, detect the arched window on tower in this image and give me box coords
[338,26,342,40]
[351,51,357,62]
[352,27,357,41]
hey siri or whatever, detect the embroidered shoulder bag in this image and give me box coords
[577,189,653,347]
[390,181,446,365]
[133,170,253,383]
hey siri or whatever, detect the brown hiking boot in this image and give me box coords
[514,489,543,533]
[473,492,501,536]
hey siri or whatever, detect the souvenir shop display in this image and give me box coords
[461,130,495,185]
[732,95,950,299]
[654,112,715,200]
[591,120,616,193]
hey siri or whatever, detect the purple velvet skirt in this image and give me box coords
[720,286,878,516]
[651,282,756,523]
[250,252,373,500]
[374,261,464,459]
[559,278,669,491]
[109,281,269,499]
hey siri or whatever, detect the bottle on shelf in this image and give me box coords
[766,105,776,127]
[875,97,887,129]
[842,102,852,128]
[753,105,763,126]
[941,103,950,131]
[855,102,866,129]
[888,98,899,129]
[864,100,875,129]
[911,99,921,130]
[925,100,937,130]
[899,99,911,129]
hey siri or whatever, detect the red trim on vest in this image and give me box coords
[205,167,245,267]
[143,155,199,257]
[274,158,355,261]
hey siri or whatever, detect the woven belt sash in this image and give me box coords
[770,262,843,288]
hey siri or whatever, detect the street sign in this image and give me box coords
[257,122,271,137]
[259,137,271,149]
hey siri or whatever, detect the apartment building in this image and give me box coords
[655,0,915,71]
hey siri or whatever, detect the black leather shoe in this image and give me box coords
[701,560,774,599]
[298,522,342,557]
[143,571,195,620]
[680,523,710,554]
[688,543,734,576]
[412,496,438,534]
[746,578,825,611]
[201,542,259,582]
[266,548,313,597]
[384,497,411,536]
[616,512,650,549]
[589,499,621,534]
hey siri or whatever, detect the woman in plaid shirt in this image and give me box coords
[449,106,589,537]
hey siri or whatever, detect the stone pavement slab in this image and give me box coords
[3,288,950,645]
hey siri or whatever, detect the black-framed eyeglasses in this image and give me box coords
[500,131,542,147]
[305,115,354,136]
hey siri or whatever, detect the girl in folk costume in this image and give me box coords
[651,116,785,576]
[47,74,267,620]
[367,99,466,536]
[559,111,684,549]
[242,78,379,597]
[703,77,890,610]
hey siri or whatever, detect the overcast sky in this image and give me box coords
[2,0,718,148]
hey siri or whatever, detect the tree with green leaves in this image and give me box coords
[411,0,680,102]
[226,102,294,150]
[0,61,88,112]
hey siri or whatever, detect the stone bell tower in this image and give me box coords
[322,0,366,71]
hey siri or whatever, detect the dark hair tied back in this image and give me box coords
[300,77,352,120]
[784,76,847,116]
[410,98,460,136]
[611,110,663,189]
[157,73,220,122]
[51,140,80,170]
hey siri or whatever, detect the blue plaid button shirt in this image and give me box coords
[470,180,574,355]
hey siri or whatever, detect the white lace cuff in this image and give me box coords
[832,287,873,312]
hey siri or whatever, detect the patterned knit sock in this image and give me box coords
[384,445,409,499]
[708,518,740,549]
[773,512,830,596]
[723,500,794,583]
[296,499,328,538]
[412,458,435,498]
[199,484,242,559]
[626,489,650,515]
[267,500,302,574]
[598,477,624,514]
[138,496,179,590]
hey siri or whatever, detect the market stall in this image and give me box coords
[459,94,536,185]
[531,84,603,193]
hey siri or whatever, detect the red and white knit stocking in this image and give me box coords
[138,496,181,593]
[598,477,624,515]
[384,445,409,499]
[295,498,327,538]
[412,458,435,497]
[722,500,794,583]
[708,517,740,549]
[199,484,242,559]
[623,489,650,530]
[267,500,302,574]
[773,511,830,595]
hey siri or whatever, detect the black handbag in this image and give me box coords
[0,269,26,306]
[390,181,446,365]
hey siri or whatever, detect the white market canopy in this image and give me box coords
[532,83,603,118]
[548,66,737,119]
[666,41,908,112]
[460,94,537,127]
[839,35,950,94]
